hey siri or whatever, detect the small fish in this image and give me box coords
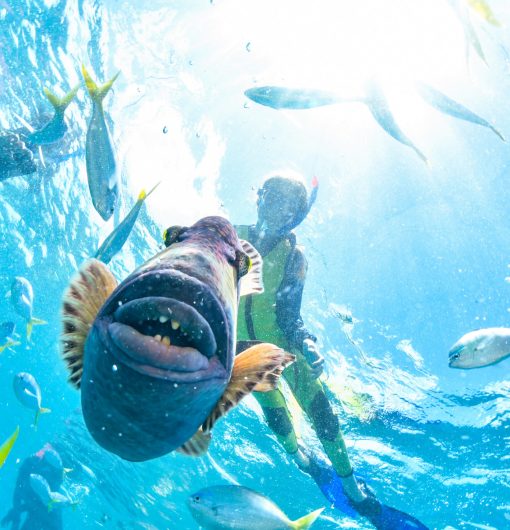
[8,277,47,341]
[0,321,20,353]
[95,182,160,264]
[449,327,510,369]
[60,216,294,461]
[82,65,120,221]
[364,80,428,164]
[467,0,501,27]
[188,485,324,529]
[13,372,51,426]
[29,474,75,511]
[416,82,505,141]
[27,84,80,145]
[0,426,19,468]
[244,86,349,109]
[447,0,487,66]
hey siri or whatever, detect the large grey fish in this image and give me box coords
[245,83,428,164]
[416,82,504,141]
[27,84,80,145]
[82,65,120,221]
[449,327,510,369]
[188,485,324,529]
[60,216,294,461]
[29,474,75,510]
[13,372,51,426]
[8,277,46,341]
[95,182,160,264]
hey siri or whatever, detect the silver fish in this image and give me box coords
[8,277,46,341]
[449,327,510,369]
[188,485,324,529]
[82,65,120,221]
[416,82,504,141]
[13,372,51,426]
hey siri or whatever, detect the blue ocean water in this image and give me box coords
[1,0,510,528]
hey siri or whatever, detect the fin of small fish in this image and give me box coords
[34,407,51,429]
[291,507,324,529]
[467,0,501,27]
[138,181,161,202]
[81,64,120,104]
[239,240,264,296]
[43,84,80,114]
[176,428,211,457]
[61,259,118,388]
[0,426,19,468]
[202,343,295,433]
[26,317,47,342]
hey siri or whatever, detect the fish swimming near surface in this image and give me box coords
[0,426,19,468]
[187,485,324,529]
[27,84,80,145]
[13,372,51,426]
[244,86,354,110]
[449,327,510,369]
[245,82,428,164]
[0,321,20,353]
[95,182,160,264]
[416,82,505,141]
[60,216,294,461]
[29,474,75,511]
[82,65,120,221]
[8,277,47,341]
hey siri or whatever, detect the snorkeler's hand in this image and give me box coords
[303,338,324,378]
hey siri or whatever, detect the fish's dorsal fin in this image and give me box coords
[238,240,263,296]
[176,428,211,457]
[61,259,118,389]
[202,343,294,433]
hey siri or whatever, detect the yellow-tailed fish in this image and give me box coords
[8,277,46,341]
[188,485,324,529]
[95,182,161,264]
[82,65,120,221]
[467,0,501,27]
[13,372,51,427]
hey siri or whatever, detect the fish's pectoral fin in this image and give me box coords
[238,240,263,296]
[176,429,211,457]
[60,259,118,389]
[202,343,295,432]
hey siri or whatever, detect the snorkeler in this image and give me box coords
[1,444,65,530]
[235,174,428,529]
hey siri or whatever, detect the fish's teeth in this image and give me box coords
[162,336,171,346]
[154,334,162,341]
[159,315,169,323]
[171,320,180,330]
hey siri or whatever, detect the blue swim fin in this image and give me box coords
[303,450,357,517]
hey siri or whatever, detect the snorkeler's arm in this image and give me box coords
[275,245,317,348]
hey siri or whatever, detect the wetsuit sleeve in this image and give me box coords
[275,245,317,350]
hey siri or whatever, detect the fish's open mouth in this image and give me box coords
[107,296,217,377]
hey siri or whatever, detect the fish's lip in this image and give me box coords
[106,323,226,382]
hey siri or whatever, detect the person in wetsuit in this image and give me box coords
[1,444,64,530]
[234,174,425,529]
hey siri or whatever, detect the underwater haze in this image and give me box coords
[1,0,510,528]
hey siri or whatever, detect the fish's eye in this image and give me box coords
[194,496,200,502]
[237,252,252,277]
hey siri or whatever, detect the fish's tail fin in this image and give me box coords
[81,64,120,104]
[33,407,51,429]
[490,125,506,142]
[43,84,80,114]
[0,340,22,354]
[292,507,324,529]
[26,317,47,342]
[138,181,161,202]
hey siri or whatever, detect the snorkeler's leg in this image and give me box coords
[253,386,300,455]
[284,353,366,503]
